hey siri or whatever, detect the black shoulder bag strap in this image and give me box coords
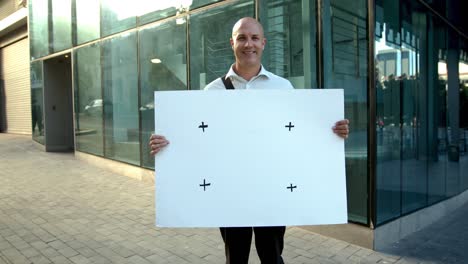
[221,75,235,90]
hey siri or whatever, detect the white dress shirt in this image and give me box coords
[204,65,294,90]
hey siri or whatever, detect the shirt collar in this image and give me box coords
[225,64,271,81]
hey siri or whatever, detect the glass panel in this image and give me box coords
[420,0,446,17]
[258,0,316,88]
[101,0,137,37]
[74,43,103,156]
[74,0,100,45]
[374,0,466,225]
[138,3,177,26]
[189,0,254,90]
[102,32,140,165]
[29,0,49,60]
[427,16,447,205]
[136,0,223,26]
[51,0,72,52]
[460,42,468,190]
[326,0,368,224]
[191,0,223,9]
[400,6,427,214]
[445,29,460,197]
[375,0,433,223]
[375,21,402,223]
[139,19,187,168]
[31,61,45,144]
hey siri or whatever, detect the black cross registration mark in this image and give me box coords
[199,179,211,191]
[285,122,295,131]
[287,183,297,192]
[199,122,208,132]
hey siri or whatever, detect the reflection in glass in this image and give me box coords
[31,61,45,144]
[258,0,316,88]
[189,0,254,90]
[137,1,194,25]
[427,16,447,205]
[327,0,368,224]
[445,31,461,197]
[74,0,100,45]
[29,0,49,59]
[400,16,427,214]
[460,45,468,190]
[138,0,223,25]
[191,0,222,9]
[375,1,431,222]
[51,0,72,52]
[102,32,140,165]
[375,22,402,224]
[138,4,177,26]
[74,44,103,156]
[101,0,137,37]
[394,5,428,214]
[374,0,459,224]
[139,20,187,168]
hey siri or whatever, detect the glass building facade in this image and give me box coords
[374,0,468,225]
[28,0,468,229]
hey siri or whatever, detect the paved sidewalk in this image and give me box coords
[0,134,466,264]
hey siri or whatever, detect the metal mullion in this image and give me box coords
[186,14,191,90]
[255,0,259,20]
[48,0,53,54]
[367,0,376,228]
[41,60,46,145]
[316,0,324,88]
[101,41,106,158]
[331,15,335,73]
[356,23,360,77]
[137,28,143,167]
[71,50,77,151]
[97,0,106,158]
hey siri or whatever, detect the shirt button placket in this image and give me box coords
[245,80,251,90]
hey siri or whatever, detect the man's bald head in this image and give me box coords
[232,17,264,38]
[229,17,266,79]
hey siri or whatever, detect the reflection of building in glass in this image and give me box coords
[377,49,417,79]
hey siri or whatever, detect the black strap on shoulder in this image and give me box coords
[221,75,235,90]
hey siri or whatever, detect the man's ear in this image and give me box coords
[230,38,234,49]
[262,38,267,50]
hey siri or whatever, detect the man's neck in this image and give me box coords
[233,63,261,81]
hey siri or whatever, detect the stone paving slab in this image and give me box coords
[0,134,467,264]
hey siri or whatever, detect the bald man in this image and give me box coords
[150,17,350,264]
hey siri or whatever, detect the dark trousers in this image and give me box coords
[220,226,286,264]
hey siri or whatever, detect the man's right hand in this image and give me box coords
[149,134,169,156]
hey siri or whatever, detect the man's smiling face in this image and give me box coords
[230,18,266,70]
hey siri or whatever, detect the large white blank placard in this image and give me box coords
[154,89,347,227]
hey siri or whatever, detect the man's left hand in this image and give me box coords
[333,119,350,139]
